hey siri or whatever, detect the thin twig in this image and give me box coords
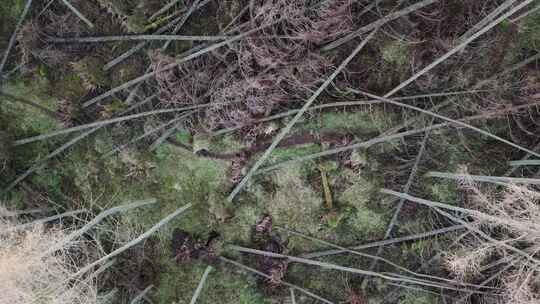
[0,0,33,75]
[508,159,540,166]
[60,0,94,28]
[350,89,540,158]
[99,289,118,303]
[14,104,224,146]
[357,2,377,18]
[119,0,209,104]
[227,31,377,201]
[301,225,464,259]
[426,171,540,185]
[104,114,190,157]
[219,256,336,304]
[10,209,87,231]
[7,100,218,192]
[276,226,489,290]
[160,0,209,51]
[0,207,53,217]
[431,206,540,268]
[257,98,540,173]
[211,89,493,137]
[0,91,59,118]
[53,34,303,43]
[258,124,442,173]
[49,34,234,43]
[103,15,183,71]
[322,0,439,51]
[74,203,192,277]
[130,285,154,304]
[149,0,182,21]
[3,126,101,193]
[104,0,212,71]
[455,264,513,304]
[149,112,194,151]
[380,189,540,233]
[0,62,25,80]
[85,21,274,108]
[380,52,540,136]
[387,282,454,299]
[124,93,159,112]
[346,1,534,169]
[364,125,431,278]
[383,0,534,98]
[3,163,43,194]
[2,95,175,191]
[278,227,425,275]
[510,3,540,22]
[189,266,213,304]
[229,245,494,294]
[37,0,55,18]
[85,259,116,282]
[45,199,157,255]
[382,230,472,302]
[149,122,181,152]
[290,288,296,304]
[458,0,518,43]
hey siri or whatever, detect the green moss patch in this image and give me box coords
[0,0,26,49]
[398,290,439,304]
[518,7,540,51]
[0,78,60,135]
[156,259,269,304]
[304,109,395,138]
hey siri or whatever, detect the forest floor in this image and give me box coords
[1,0,540,303]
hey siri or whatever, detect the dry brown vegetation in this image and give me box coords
[442,182,540,304]
[0,215,99,304]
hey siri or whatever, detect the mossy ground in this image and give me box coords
[0,0,26,50]
[1,0,539,303]
[0,97,430,303]
[157,260,269,304]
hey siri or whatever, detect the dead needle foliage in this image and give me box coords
[0,217,99,304]
[442,182,540,303]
